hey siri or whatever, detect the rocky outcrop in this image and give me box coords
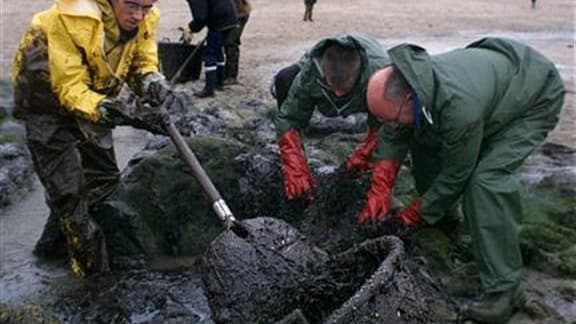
[0,141,33,207]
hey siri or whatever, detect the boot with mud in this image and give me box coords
[223,48,239,86]
[195,70,217,98]
[216,65,225,91]
[462,283,524,323]
[62,216,110,277]
[33,212,67,259]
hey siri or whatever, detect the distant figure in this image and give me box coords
[303,0,316,22]
[531,0,536,9]
[186,0,238,98]
[224,0,252,85]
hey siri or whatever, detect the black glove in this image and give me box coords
[99,90,170,135]
[97,98,128,128]
[142,72,173,105]
[137,101,171,135]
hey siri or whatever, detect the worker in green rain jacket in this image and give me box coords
[272,33,390,201]
[362,37,564,323]
[12,0,187,277]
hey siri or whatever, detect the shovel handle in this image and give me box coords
[166,123,237,225]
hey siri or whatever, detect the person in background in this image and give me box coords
[223,0,251,85]
[12,0,185,277]
[363,37,564,323]
[186,0,238,97]
[303,0,316,22]
[272,33,390,201]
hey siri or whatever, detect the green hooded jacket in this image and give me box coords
[373,37,564,222]
[274,33,390,135]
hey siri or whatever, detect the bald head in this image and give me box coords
[366,66,413,124]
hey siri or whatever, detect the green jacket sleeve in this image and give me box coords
[274,66,317,136]
[420,103,484,223]
[372,125,410,161]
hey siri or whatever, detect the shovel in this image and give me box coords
[107,85,249,237]
[163,36,254,237]
[113,35,249,238]
[166,122,250,238]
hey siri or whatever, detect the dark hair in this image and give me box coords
[321,44,361,92]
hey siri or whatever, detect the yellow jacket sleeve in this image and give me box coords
[48,15,105,122]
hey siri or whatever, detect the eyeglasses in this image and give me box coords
[123,0,153,15]
[377,93,410,130]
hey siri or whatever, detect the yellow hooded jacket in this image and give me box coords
[12,0,160,122]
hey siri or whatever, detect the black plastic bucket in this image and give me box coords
[158,42,203,83]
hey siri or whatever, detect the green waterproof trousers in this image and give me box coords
[411,80,564,293]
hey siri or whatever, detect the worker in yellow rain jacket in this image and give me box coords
[12,0,184,277]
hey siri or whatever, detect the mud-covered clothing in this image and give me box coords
[274,33,390,136]
[373,37,564,292]
[225,0,251,80]
[25,115,119,275]
[186,0,238,33]
[12,0,160,122]
[12,0,161,277]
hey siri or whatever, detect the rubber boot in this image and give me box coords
[216,65,225,91]
[195,70,216,98]
[61,215,110,278]
[462,284,524,323]
[33,211,67,258]
[224,46,239,85]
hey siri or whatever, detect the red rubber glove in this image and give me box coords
[278,129,317,200]
[345,127,379,174]
[357,159,401,224]
[395,198,423,226]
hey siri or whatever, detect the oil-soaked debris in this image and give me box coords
[0,302,60,324]
[91,135,250,261]
[306,113,367,136]
[202,217,442,323]
[1,92,574,323]
[0,142,33,206]
[44,269,213,323]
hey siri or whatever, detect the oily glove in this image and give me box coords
[142,72,173,105]
[278,129,317,200]
[97,98,128,128]
[178,26,195,44]
[394,198,423,226]
[100,87,170,135]
[142,72,194,115]
[357,159,401,224]
[137,101,171,136]
[345,127,379,175]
